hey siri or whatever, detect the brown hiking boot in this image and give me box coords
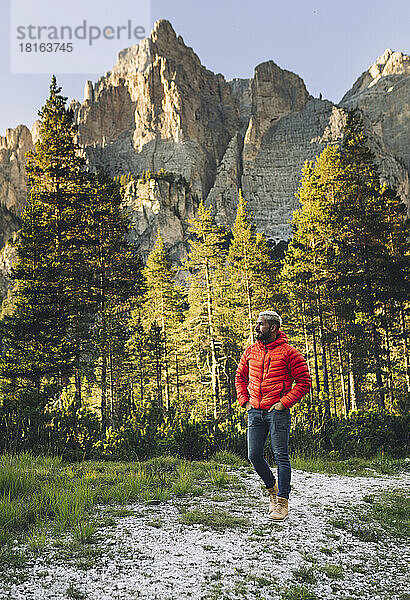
[266,483,279,515]
[269,496,288,521]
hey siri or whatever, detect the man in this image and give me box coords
[235,310,311,520]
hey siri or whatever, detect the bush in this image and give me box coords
[290,409,409,458]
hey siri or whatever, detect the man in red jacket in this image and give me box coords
[235,310,311,520]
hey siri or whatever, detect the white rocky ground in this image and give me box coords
[2,467,409,600]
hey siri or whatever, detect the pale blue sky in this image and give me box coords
[1,0,409,135]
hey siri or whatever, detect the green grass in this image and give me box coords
[329,517,379,541]
[172,462,202,496]
[180,508,250,531]
[0,451,243,564]
[361,489,409,538]
[319,564,344,579]
[319,547,333,555]
[206,464,231,488]
[0,546,30,584]
[146,517,163,528]
[329,488,409,541]
[103,507,134,518]
[290,453,409,477]
[292,565,316,584]
[66,582,87,600]
[245,573,273,587]
[1,448,407,586]
[211,451,248,467]
[27,526,47,552]
[282,584,318,600]
[72,521,97,543]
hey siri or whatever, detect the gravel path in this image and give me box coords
[2,468,409,600]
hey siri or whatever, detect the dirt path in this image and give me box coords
[2,467,409,600]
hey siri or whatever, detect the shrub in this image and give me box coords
[290,409,409,458]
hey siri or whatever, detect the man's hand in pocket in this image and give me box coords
[268,402,285,412]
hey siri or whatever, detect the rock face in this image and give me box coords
[228,78,252,134]
[242,101,346,241]
[0,125,33,253]
[342,49,410,99]
[341,50,410,174]
[0,237,17,298]
[70,19,239,200]
[242,61,311,163]
[123,176,198,264]
[0,125,34,215]
[0,24,408,284]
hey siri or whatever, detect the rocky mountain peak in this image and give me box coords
[370,49,410,78]
[151,18,178,47]
[242,59,311,162]
[70,18,239,198]
[340,49,410,176]
[0,22,408,283]
[341,49,410,101]
[93,19,201,91]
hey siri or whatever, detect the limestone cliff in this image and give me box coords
[0,125,34,215]
[70,19,239,199]
[341,50,410,174]
[0,237,17,298]
[122,175,198,264]
[242,60,311,163]
[0,24,408,286]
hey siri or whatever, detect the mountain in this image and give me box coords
[340,49,410,179]
[0,20,408,273]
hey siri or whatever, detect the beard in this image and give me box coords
[256,330,270,342]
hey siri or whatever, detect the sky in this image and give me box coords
[1,0,409,136]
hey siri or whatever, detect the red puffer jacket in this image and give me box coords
[235,331,311,409]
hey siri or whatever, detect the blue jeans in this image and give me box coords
[247,407,291,499]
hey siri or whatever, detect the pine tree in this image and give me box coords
[227,190,281,348]
[1,77,91,390]
[281,110,409,414]
[86,171,144,431]
[281,146,345,418]
[0,76,97,449]
[183,200,228,419]
[333,110,408,409]
[141,231,185,412]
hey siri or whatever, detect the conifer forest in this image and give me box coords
[0,79,408,461]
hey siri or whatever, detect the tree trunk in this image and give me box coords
[302,302,313,408]
[139,341,144,405]
[74,366,82,410]
[371,321,385,410]
[154,335,162,410]
[100,266,107,432]
[308,293,321,402]
[315,284,330,419]
[175,345,180,406]
[335,328,348,416]
[400,302,410,392]
[348,350,359,412]
[382,301,394,407]
[57,370,63,411]
[161,312,170,412]
[205,258,219,418]
[101,355,107,434]
[108,340,115,424]
[244,247,254,344]
[328,343,337,416]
